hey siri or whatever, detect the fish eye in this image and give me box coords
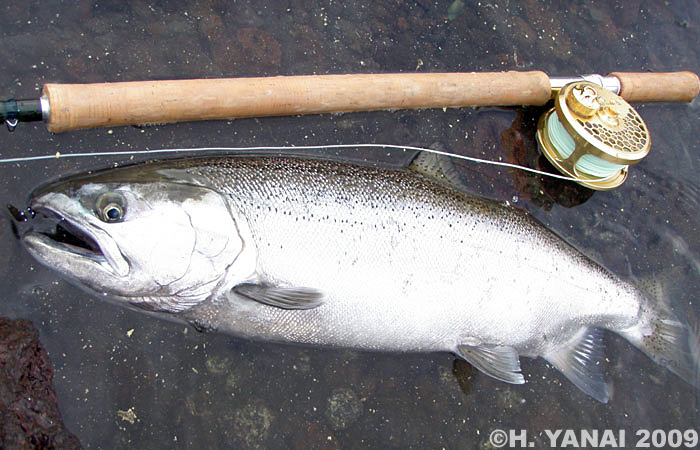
[103,203,124,222]
[95,192,126,223]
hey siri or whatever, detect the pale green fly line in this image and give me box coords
[546,112,626,178]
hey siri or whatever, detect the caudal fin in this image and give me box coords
[621,309,700,389]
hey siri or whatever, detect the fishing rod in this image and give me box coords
[2,70,698,189]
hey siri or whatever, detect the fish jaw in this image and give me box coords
[23,192,130,281]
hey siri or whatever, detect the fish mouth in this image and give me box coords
[31,207,106,262]
[22,203,130,278]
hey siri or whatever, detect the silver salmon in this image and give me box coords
[20,153,699,402]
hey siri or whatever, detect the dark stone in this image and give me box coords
[0,318,82,450]
[500,108,595,210]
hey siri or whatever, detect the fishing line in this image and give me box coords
[545,112,625,178]
[0,143,581,181]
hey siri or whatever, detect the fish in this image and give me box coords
[18,153,699,402]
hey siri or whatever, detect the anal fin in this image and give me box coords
[456,343,525,384]
[544,327,610,403]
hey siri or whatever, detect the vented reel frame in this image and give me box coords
[537,81,651,190]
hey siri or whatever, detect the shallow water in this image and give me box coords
[1,1,698,448]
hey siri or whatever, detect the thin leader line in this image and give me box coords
[0,143,583,181]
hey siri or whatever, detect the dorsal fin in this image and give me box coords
[408,149,469,193]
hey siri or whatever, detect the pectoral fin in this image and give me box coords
[456,343,525,384]
[544,327,609,403]
[232,282,324,310]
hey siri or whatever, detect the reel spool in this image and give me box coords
[536,81,651,190]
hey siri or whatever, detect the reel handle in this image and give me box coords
[609,71,700,102]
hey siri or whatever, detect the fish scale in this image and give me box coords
[190,158,639,351]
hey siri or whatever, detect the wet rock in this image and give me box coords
[230,399,275,449]
[499,108,595,210]
[451,359,478,397]
[209,26,282,75]
[617,0,642,28]
[324,387,362,430]
[372,399,424,449]
[322,351,363,388]
[205,355,232,375]
[287,419,340,450]
[447,0,465,21]
[584,4,619,42]
[235,28,282,73]
[0,317,82,449]
[197,8,226,40]
[519,1,573,60]
[224,1,266,29]
[286,24,328,72]
[0,217,8,267]
[396,16,410,30]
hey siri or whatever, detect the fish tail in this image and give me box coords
[621,307,700,388]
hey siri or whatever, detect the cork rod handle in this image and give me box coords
[610,71,700,102]
[43,72,551,132]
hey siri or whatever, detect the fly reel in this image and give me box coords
[536,81,651,190]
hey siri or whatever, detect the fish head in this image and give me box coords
[21,164,253,313]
